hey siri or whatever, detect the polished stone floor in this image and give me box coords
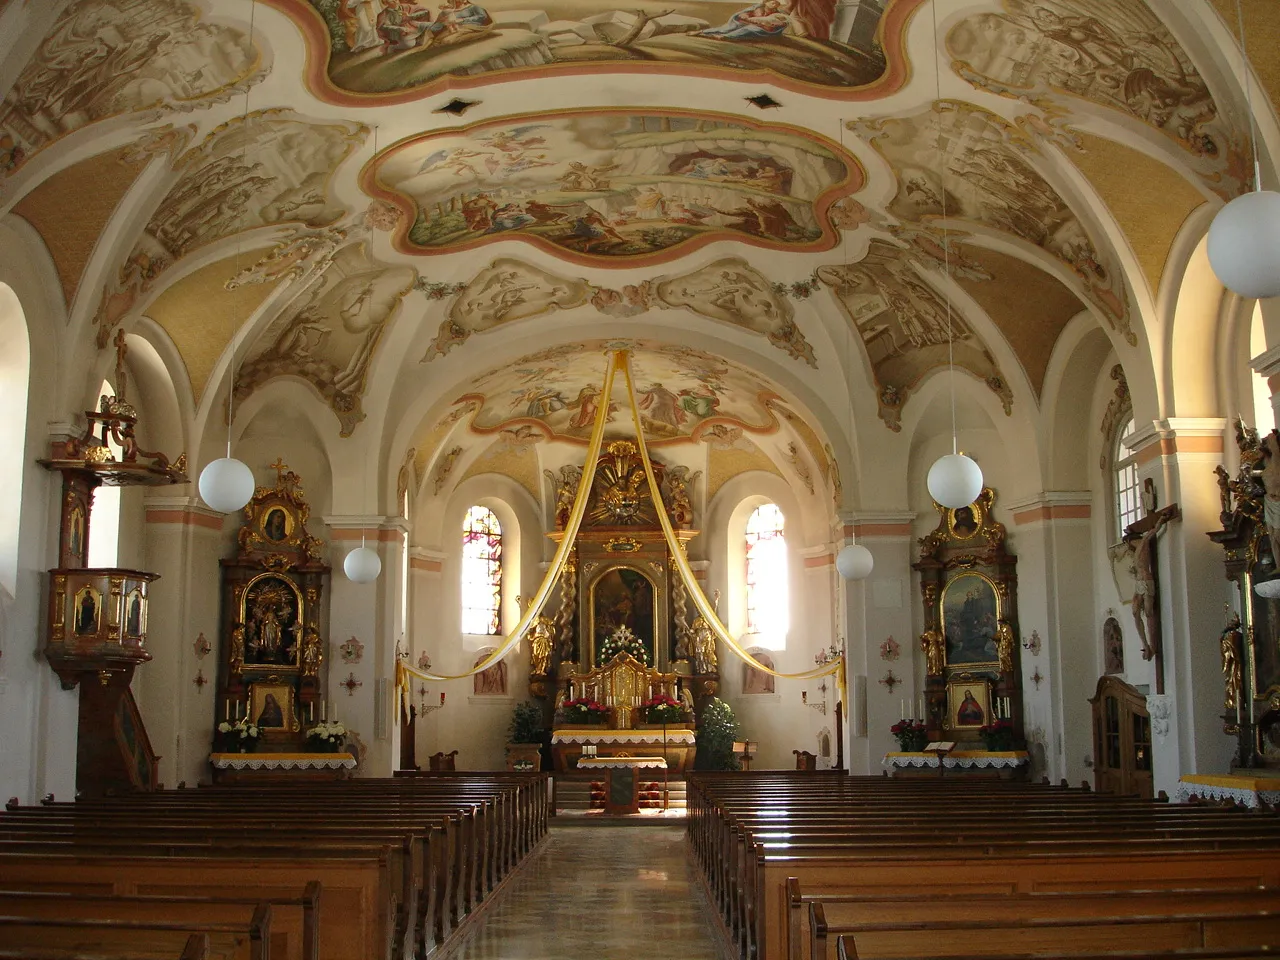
[452,824,728,959]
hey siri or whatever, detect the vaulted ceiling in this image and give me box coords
[0,0,1271,512]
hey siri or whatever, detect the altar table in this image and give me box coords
[209,751,356,783]
[1175,774,1280,808]
[883,750,1029,780]
[577,756,668,815]
[551,727,696,773]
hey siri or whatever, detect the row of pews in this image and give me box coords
[686,772,1280,960]
[0,771,550,960]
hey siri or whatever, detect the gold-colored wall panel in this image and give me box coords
[954,245,1085,400]
[1070,133,1207,297]
[1210,0,1280,117]
[12,146,147,311]
[143,250,277,403]
[459,442,541,505]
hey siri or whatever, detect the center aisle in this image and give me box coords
[453,824,728,959]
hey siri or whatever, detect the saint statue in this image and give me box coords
[920,627,945,676]
[1221,612,1242,715]
[230,624,246,674]
[528,615,554,677]
[994,619,1015,676]
[301,628,322,677]
[691,616,717,675]
[256,608,283,659]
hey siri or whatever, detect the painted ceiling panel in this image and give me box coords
[12,145,147,312]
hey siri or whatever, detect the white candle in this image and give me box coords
[918,698,924,721]
[900,698,905,718]
[224,700,229,721]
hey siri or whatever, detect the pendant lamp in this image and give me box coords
[198,0,258,515]
[924,3,983,510]
[1207,0,1280,300]
[344,539,382,583]
[1255,578,1280,599]
[835,543,874,581]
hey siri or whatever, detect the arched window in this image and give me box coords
[1250,303,1275,435]
[1113,415,1141,540]
[745,503,788,647]
[87,380,121,568]
[461,505,502,635]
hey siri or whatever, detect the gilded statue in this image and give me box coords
[920,627,945,677]
[994,619,1015,676]
[1221,612,1243,715]
[230,624,246,674]
[691,616,718,675]
[301,627,322,677]
[528,614,555,677]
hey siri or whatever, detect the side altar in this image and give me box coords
[532,440,712,773]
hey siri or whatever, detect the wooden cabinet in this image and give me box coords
[1089,676,1153,799]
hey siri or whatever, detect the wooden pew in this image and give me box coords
[836,938,1280,960]
[0,904,269,960]
[0,932,209,960]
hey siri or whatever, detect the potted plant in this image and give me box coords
[216,719,260,753]
[560,697,609,725]
[694,697,739,771]
[890,718,928,752]
[506,700,545,772]
[978,718,1015,751]
[306,719,347,753]
[641,693,684,725]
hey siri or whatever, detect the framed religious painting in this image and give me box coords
[239,573,304,671]
[941,571,1001,668]
[589,565,657,667]
[248,680,299,732]
[947,676,992,731]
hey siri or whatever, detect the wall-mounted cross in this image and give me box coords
[341,672,363,696]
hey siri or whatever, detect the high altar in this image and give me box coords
[534,440,714,773]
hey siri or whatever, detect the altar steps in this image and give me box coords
[554,774,687,816]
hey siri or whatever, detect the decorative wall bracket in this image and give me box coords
[339,636,364,664]
[1023,630,1042,656]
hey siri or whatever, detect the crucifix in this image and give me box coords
[1122,481,1180,694]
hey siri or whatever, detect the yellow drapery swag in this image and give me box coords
[396,349,845,715]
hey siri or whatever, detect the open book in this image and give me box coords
[925,741,957,752]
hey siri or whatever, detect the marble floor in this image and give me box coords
[451,824,729,959]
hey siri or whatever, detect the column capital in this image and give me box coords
[1251,343,1280,380]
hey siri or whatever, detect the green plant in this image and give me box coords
[508,701,545,744]
[695,697,741,771]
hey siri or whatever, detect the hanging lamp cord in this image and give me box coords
[1234,0,1262,192]
[931,1,958,455]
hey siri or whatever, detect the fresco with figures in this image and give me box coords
[0,0,260,177]
[234,242,417,436]
[97,111,364,347]
[851,101,1132,342]
[454,339,793,445]
[370,110,857,262]
[817,240,1012,431]
[269,0,919,100]
[948,0,1242,197]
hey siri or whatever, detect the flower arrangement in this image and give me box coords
[216,719,260,752]
[561,697,610,724]
[889,718,928,752]
[596,625,648,666]
[641,693,684,725]
[306,719,347,753]
[978,718,1015,751]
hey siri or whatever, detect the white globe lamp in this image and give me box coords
[344,544,382,583]
[1255,578,1280,600]
[835,543,874,581]
[198,457,255,513]
[927,453,984,510]
[1207,190,1280,300]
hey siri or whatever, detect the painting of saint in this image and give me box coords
[74,586,98,635]
[950,505,979,539]
[957,691,985,725]
[264,508,289,542]
[68,505,85,561]
[700,1,791,41]
[942,572,1000,665]
[257,693,284,727]
[742,649,776,695]
[591,568,656,664]
[125,590,143,637]
[472,649,508,696]
[948,681,990,730]
[1103,617,1124,675]
[1250,566,1280,702]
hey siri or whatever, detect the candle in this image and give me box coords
[224,700,229,721]
[918,698,924,721]
[321,699,326,720]
[900,698,905,718]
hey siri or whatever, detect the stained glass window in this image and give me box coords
[745,503,788,644]
[461,505,502,635]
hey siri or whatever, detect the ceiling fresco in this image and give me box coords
[422,255,815,367]
[817,239,1013,432]
[850,100,1133,344]
[948,0,1243,198]
[92,110,365,347]
[0,0,260,177]
[269,0,919,102]
[234,242,417,435]
[455,339,804,446]
[369,111,859,264]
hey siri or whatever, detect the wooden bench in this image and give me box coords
[0,932,209,960]
[0,905,269,960]
[835,938,1280,960]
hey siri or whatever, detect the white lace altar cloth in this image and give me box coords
[882,750,1029,770]
[209,752,357,771]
